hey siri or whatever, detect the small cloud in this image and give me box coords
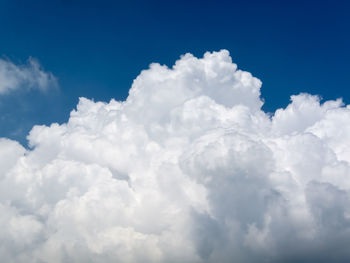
[0,57,58,94]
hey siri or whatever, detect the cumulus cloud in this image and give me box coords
[0,57,58,94]
[1,50,350,262]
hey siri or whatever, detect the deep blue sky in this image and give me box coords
[0,0,349,145]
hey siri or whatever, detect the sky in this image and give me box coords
[0,0,349,144]
[1,1,350,263]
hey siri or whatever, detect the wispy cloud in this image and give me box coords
[0,57,58,94]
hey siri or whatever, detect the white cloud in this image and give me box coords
[0,50,350,262]
[0,57,58,94]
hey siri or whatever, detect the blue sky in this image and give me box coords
[0,0,349,144]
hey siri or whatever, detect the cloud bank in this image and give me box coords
[1,50,350,262]
[0,57,57,94]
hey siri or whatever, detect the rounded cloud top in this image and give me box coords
[1,50,350,263]
[126,50,263,121]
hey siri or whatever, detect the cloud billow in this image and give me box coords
[1,50,350,262]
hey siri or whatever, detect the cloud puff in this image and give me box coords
[0,57,58,94]
[1,50,350,262]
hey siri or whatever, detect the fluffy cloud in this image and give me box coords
[1,50,350,262]
[0,57,58,94]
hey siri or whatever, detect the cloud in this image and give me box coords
[1,50,350,262]
[0,57,58,94]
